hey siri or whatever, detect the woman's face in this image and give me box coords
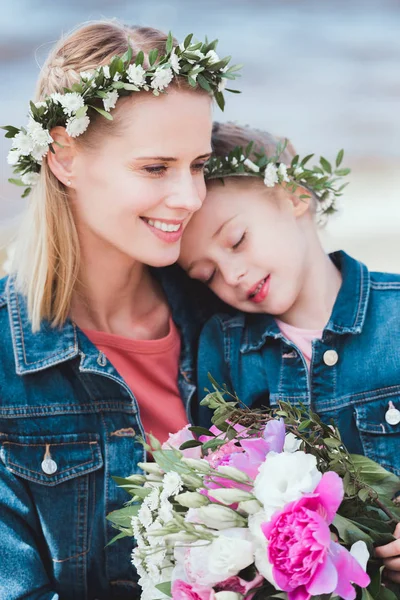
[70,89,213,267]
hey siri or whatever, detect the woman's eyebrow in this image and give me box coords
[134,152,212,162]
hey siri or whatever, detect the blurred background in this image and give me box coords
[0,0,399,275]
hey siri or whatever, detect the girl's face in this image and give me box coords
[70,89,213,267]
[179,178,311,316]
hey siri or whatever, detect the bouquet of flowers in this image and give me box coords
[108,386,400,600]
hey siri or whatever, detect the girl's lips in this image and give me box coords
[248,275,271,304]
[141,217,184,243]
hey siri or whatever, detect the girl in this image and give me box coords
[0,22,237,600]
[179,122,400,581]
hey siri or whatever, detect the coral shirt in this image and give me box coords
[83,319,188,444]
[276,319,323,369]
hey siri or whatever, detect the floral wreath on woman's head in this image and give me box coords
[205,139,351,225]
[2,32,242,197]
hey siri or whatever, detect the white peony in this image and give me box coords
[12,131,34,156]
[170,49,181,74]
[59,92,85,116]
[263,163,279,187]
[208,530,254,580]
[21,172,40,186]
[253,450,322,517]
[66,115,90,138]
[127,64,146,87]
[151,67,173,91]
[103,90,119,112]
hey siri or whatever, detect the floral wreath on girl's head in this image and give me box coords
[204,139,351,225]
[2,32,242,197]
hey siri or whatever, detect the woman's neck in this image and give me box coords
[70,243,169,339]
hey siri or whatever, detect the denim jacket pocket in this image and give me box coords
[354,399,400,476]
[0,431,103,593]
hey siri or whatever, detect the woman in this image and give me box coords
[0,21,237,600]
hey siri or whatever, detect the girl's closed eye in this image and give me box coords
[232,230,247,250]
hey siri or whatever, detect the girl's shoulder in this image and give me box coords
[370,270,400,290]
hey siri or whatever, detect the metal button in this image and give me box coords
[97,352,107,367]
[323,349,338,366]
[41,457,58,475]
[385,401,400,426]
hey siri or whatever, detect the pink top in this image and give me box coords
[276,319,323,368]
[83,319,188,444]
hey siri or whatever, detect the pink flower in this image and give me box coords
[163,425,202,459]
[261,472,370,600]
[172,579,212,600]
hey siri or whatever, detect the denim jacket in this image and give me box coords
[0,266,208,600]
[197,251,400,475]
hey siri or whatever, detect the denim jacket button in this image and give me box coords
[41,458,58,475]
[323,350,338,366]
[385,402,400,426]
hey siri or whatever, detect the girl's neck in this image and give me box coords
[70,240,169,339]
[278,238,342,330]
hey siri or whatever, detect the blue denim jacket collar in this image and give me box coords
[5,264,202,378]
[240,251,370,354]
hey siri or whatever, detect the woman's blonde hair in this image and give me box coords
[12,21,196,332]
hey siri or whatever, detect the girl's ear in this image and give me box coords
[47,126,76,187]
[288,184,312,218]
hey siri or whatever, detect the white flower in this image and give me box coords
[319,190,335,212]
[170,49,181,74]
[66,115,90,138]
[151,67,173,91]
[243,158,260,173]
[31,144,49,162]
[208,530,254,581]
[103,90,119,112]
[294,166,304,177]
[278,163,290,182]
[59,92,85,116]
[237,499,262,515]
[161,472,183,499]
[248,511,281,589]
[175,492,209,508]
[138,503,153,529]
[158,499,174,523]
[127,64,146,87]
[80,71,93,80]
[27,118,53,146]
[231,157,239,167]
[254,451,322,518]
[12,132,34,155]
[21,172,40,186]
[198,504,245,530]
[50,92,63,104]
[206,50,220,64]
[34,101,47,110]
[216,465,250,482]
[284,432,302,453]
[7,149,21,166]
[102,65,111,79]
[218,77,227,92]
[214,594,242,600]
[208,488,253,505]
[144,487,161,511]
[263,163,279,187]
[350,541,370,572]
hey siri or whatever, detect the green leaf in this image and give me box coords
[8,178,25,186]
[91,106,114,120]
[135,50,144,66]
[187,76,197,87]
[21,187,32,198]
[105,530,131,547]
[152,449,191,475]
[184,33,194,48]
[1,125,20,137]
[336,149,344,167]
[333,513,373,546]
[179,440,203,450]
[362,591,374,600]
[149,48,159,66]
[334,168,351,176]
[106,504,140,527]
[320,157,332,174]
[349,454,400,497]
[112,81,125,89]
[121,45,133,64]
[166,31,174,54]
[300,154,314,167]
[197,73,212,92]
[225,88,241,93]
[188,426,214,437]
[123,83,140,91]
[377,586,398,599]
[214,90,225,111]
[155,581,172,597]
[75,105,88,119]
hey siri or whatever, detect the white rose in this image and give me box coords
[151,67,173,91]
[59,92,85,116]
[127,64,146,87]
[263,163,279,187]
[254,451,322,517]
[65,115,90,138]
[103,90,119,112]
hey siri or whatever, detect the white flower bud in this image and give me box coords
[198,505,245,530]
[209,488,254,505]
[175,492,209,508]
[182,458,212,473]
[137,462,164,476]
[181,473,204,489]
[216,466,250,483]
[237,499,263,515]
[243,158,260,173]
[163,532,199,544]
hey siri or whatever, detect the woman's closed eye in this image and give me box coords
[142,161,207,177]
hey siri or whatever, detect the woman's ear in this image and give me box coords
[46,126,76,187]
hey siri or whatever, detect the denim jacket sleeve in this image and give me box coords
[196,314,234,428]
[0,460,59,600]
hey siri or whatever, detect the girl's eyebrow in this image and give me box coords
[134,152,212,162]
[212,215,238,239]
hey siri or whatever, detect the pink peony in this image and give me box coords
[172,579,212,600]
[163,425,202,459]
[261,472,370,600]
[215,573,264,598]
